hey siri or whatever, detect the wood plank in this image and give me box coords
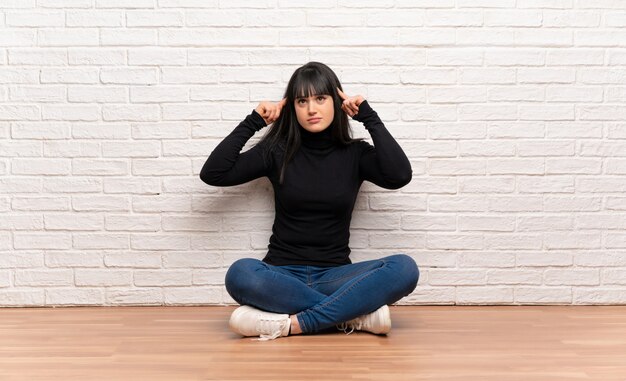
[0,306,625,380]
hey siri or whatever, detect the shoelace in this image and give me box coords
[336,320,362,335]
[254,317,288,341]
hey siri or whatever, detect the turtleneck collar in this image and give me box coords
[299,124,334,150]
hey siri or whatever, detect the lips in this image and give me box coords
[308,118,322,123]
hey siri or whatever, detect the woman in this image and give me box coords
[200,62,419,341]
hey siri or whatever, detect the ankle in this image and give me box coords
[289,315,303,335]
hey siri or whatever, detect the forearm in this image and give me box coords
[199,109,267,186]
[355,101,412,186]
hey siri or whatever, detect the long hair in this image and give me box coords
[256,61,363,185]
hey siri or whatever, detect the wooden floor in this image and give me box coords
[1,306,626,381]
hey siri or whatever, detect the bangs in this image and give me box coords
[292,70,333,100]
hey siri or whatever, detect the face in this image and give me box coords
[294,93,334,133]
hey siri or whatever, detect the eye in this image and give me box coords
[317,96,325,101]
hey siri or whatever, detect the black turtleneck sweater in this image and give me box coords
[199,100,412,267]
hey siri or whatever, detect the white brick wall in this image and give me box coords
[1,1,626,307]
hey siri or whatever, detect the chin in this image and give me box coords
[306,123,331,133]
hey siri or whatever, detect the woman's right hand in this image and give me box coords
[255,98,287,125]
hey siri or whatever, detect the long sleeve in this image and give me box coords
[353,100,412,189]
[199,109,270,187]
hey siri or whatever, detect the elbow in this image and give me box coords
[199,171,211,185]
[388,155,412,187]
[393,161,413,188]
[398,170,413,187]
[199,166,221,186]
[392,170,413,189]
[199,171,213,186]
[382,168,412,190]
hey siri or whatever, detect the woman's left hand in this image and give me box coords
[337,87,365,118]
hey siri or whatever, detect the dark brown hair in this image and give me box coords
[256,61,363,185]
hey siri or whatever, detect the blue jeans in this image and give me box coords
[224,254,419,334]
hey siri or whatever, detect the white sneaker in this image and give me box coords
[336,305,391,335]
[229,305,291,341]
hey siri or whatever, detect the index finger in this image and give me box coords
[337,87,348,100]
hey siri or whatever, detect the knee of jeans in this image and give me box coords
[225,258,260,297]
[388,254,419,294]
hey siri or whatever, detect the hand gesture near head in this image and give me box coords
[255,97,287,125]
[337,87,365,118]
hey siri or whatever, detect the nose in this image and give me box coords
[307,102,317,114]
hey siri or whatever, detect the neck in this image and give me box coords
[300,125,334,150]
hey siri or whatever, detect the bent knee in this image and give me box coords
[387,253,420,292]
[225,258,264,294]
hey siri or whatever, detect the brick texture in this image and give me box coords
[1,1,626,306]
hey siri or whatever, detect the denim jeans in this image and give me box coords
[224,254,419,334]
